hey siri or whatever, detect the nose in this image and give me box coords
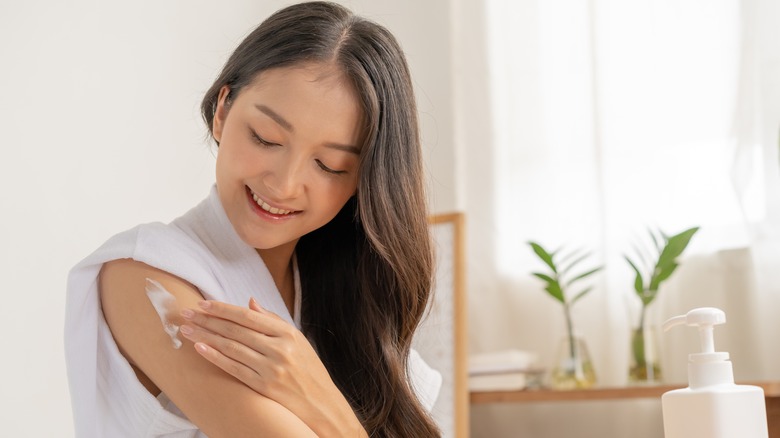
[263,151,306,201]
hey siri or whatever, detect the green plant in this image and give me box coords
[528,241,601,385]
[624,226,699,381]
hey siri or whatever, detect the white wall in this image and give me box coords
[0,1,454,436]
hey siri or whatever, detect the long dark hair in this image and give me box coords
[200,2,438,436]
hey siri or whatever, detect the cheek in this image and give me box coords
[317,181,356,214]
[333,174,359,199]
[216,138,262,178]
[335,185,358,212]
[215,146,241,184]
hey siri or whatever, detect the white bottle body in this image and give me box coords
[662,384,768,438]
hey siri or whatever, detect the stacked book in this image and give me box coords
[469,349,544,391]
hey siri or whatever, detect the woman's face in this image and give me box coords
[213,63,363,252]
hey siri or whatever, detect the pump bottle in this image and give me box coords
[661,307,768,438]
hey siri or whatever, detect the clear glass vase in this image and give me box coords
[550,335,597,390]
[628,325,662,385]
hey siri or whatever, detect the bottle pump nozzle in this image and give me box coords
[663,307,726,354]
[663,307,732,388]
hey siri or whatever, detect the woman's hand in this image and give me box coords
[179,298,367,438]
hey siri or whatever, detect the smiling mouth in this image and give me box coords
[246,186,299,216]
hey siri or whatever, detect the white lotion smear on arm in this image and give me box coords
[144,278,182,349]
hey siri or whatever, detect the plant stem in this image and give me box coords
[634,305,647,366]
[564,302,576,361]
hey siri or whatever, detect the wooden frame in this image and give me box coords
[413,212,469,438]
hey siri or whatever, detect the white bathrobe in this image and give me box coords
[65,184,441,438]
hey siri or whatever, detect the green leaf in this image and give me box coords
[560,251,591,276]
[531,272,555,284]
[531,272,565,303]
[557,246,583,265]
[570,286,594,305]
[567,266,602,285]
[528,241,601,307]
[629,241,652,274]
[650,227,698,289]
[528,241,557,273]
[648,227,662,252]
[544,282,565,303]
[649,262,678,291]
[656,227,699,268]
[625,256,645,294]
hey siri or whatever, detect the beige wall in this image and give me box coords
[349,0,457,214]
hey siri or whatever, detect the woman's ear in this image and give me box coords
[212,85,232,144]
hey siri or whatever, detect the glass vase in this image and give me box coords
[550,335,597,390]
[628,325,662,385]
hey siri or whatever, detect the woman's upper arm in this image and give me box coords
[98,258,316,438]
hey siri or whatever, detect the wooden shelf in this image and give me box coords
[471,381,780,404]
[471,381,780,437]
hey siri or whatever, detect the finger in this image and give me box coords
[193,342,270,395]
[182,323,272,371]
[181,309,276,356]
[197,300,287,335]
[183,311,308,370]
[178,323,217,345]
[186,304,274,336]
[249,297,263,313]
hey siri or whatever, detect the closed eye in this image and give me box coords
[250,130,280,147]
[316,160,347,175]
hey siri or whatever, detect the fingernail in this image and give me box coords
[250,296,266,310]
[180,324,194,335]
[181,309,195,319]
[198,300,211,310]
[195,342,209,354]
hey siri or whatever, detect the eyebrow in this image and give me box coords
[324,142,361,155]
[254,103,361,155]
[255,104,294,132]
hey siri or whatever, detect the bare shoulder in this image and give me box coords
[98,259,202,389]
[98,258,316,437]
[99,258,202,355]
[99,258,201,332]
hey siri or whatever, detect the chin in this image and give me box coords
[242,232,299,252]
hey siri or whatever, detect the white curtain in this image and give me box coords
[467,0,780,436]
[731,0,780,380]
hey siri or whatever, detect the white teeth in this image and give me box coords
[250,190,293,215]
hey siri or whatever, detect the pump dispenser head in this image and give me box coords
[663,307,733,389]
[663,307,726,354]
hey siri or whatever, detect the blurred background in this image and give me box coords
[1,0,778,436]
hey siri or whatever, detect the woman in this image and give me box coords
[65,2,441,437]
